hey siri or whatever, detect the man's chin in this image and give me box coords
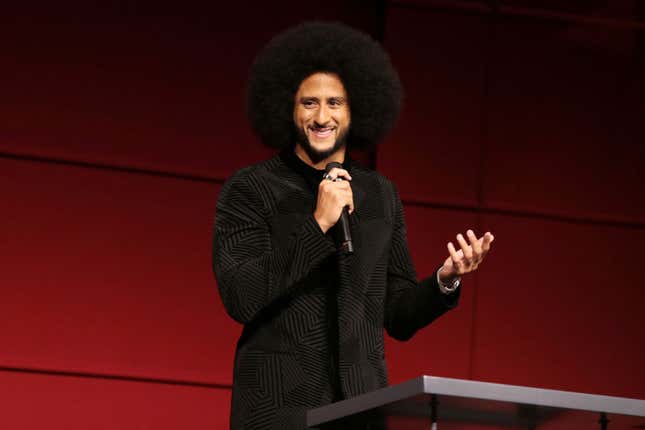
[308,140,336,155]
[295,129,348,165]
[302,142,344,164]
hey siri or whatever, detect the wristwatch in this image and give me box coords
[437,267,460,294]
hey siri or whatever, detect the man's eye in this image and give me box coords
[303,101,316,107]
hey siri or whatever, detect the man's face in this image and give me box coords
[293,72,350,164]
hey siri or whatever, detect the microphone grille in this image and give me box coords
[324,161,343,173]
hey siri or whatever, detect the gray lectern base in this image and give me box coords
[307,375,645,429]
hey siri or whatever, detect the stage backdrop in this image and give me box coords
[1,1,643,428]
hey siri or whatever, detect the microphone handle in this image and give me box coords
[338,206,354,254]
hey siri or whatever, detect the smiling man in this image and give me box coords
[213,22,494,430]
[293,72,350,167]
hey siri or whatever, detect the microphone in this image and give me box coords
[325,162,354,255]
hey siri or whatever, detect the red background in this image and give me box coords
[1,1,644,428]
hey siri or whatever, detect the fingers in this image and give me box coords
[319,179,352,202]
[472,231,494,261]
[456,233,472,260]
[467,229,482,255]
[320,168,353,213]
[343,183,354,214]
[336,181,354,213]
[320,178,353,203]
[449,230,495,275]
[315,174,354,223]
[447,241,460,262]
[482,232,494,252]
[447,242,464,274]
[322,167,352,182]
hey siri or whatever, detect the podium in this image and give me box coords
[307,375,645,429]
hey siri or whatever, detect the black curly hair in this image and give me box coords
[246,21,402,150]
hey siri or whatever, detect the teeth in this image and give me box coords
[313,129,332,136]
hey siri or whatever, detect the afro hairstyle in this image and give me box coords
[246,21,403,150]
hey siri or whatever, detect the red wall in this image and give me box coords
[1,1,644,428]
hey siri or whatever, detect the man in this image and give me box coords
[213,22,494,429]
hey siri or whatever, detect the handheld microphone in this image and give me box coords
[325,162,354,255]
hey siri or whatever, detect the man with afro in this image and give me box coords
[213,21,494,429]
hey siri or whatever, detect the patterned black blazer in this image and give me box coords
[213,153,459,429]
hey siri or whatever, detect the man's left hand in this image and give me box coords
[439,230,494,283]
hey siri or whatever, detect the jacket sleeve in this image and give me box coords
[384,183,460,341]
[212,170,336,324]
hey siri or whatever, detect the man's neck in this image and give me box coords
[294,144,346,170]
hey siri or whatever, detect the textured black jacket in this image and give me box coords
[213,151,460,429]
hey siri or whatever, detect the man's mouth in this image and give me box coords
[309,126,335,139]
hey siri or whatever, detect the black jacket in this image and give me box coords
[213,152,459,429]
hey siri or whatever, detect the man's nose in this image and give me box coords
[314,105,331,125]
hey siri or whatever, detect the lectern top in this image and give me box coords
[307,375,645,428]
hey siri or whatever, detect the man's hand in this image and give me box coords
[439,230,494,283]
[314,167,354,234]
